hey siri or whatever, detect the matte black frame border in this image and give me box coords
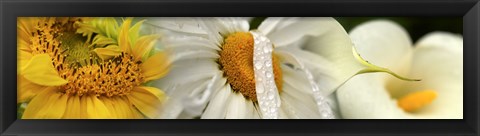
[0,0,478,136]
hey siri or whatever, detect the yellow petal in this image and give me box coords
[17,18,35,52]
[100,97,118,119]
[17,17,36,48]
[109,96,144,119]
[129,20,146,44]
[132,35,160,60]
[128,86,166,118]
[118,18,133,54]
[18,39,32,53]
[18,50,33,74]
[398,90,437,112]
[93,45,122,60]
[62,96,83,119]
[116,97,133,118]
[122,97,145,119]
[20,54,68,86]
[86,96,111,119]
[18,50,32,66]
[131,105,145,118]
[80,96,88,118]
[141,52,170,82]
[17,75,46,103]
[102,96,141,119]
[22,88,68,119]
[92,34,117,46]
[75,21,97,38]
[104,18,119,38]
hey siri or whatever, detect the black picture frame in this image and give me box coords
[1,0,478,136]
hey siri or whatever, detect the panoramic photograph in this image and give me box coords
[17,17,463,119]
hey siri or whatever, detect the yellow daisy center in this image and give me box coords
[30,18,144,97]
[218,32,282,102]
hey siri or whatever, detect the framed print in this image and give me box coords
[1,0,479,135]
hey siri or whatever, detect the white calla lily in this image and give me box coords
[336,20,463,119]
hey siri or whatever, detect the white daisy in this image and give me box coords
[336,20,463,119]
[144,17,374,119]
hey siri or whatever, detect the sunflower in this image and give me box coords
[17,17,169,119]
[145,17,381,119]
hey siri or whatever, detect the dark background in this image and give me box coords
[336,17,462,42]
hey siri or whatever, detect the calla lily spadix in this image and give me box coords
[145,17,410,119]
[336,20,463,119]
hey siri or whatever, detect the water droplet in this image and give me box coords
[269,107,276,113]
[263,46,271,53]
[261,107,267,112]
[268,94,274,100]
[266,72,272,78]
[256,77,263,82]
[260,36,267,41]
[321,110,331,118]
[254,62,263,70]
[265,60,272,67]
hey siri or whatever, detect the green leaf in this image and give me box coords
[17,103,27,119]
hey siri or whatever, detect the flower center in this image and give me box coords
[29,18,144,97]
[218,32,282,102]
[397,90,437,113]
[57,31,99,66]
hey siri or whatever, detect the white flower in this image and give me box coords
[144,17,370,119]
[336,20,463,119]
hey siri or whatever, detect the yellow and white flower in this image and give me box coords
[146,17,381,119]
[336,20,463,119]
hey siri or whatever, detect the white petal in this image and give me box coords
[170,49,219,62]
[336,73,404,119]
[251,104,262,119]
[197,17,249,45]
[159,98,184,119]
[279,18,366,94]
[243,99,260,119]
[201,85,233,119]
[349,20,413,73]
[403,32,463,118]
[278,106,291,119]
[262,17,341,48]
[181,73,226,117]
[225,93,250,119]
[154,59,219,87]
[146,17,227,47]
[278,48,344,95]
[155,79,211,119]
[162,35,220,51]
[279,65,323,118]
[144,17,208,35]
[280,83,321,118]
[415,32,462,55]
[152,59,220,118]
[325,92,341,118]
[213,17,249,34]
[258,17,297,35]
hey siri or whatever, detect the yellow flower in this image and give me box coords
[17,17,169,119]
